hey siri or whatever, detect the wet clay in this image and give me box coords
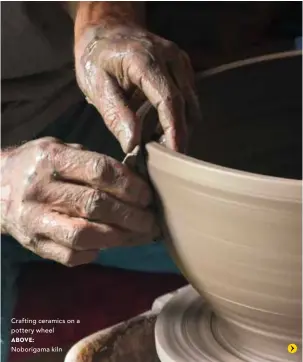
[144,52,302,361]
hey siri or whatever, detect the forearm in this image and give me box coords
[69,2,145,46]
[1,150,13,234]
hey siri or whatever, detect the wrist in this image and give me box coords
[73,2,146,101]
[74,2,145,50]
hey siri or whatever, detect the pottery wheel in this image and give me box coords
[155,286,292,362]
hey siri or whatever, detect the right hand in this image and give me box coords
[1,137,157,266]
[75,23,201,154]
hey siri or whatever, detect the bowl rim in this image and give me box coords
[145,50,302,202]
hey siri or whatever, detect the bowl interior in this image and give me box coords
[146,53,302,180]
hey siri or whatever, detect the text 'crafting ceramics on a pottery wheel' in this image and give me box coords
[143,52,302,362]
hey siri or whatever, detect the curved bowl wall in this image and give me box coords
[144,51,302,356]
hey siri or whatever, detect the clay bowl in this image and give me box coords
[142,51,302,360]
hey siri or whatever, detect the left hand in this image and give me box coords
[75,24,201,153]
[1,138,157,266]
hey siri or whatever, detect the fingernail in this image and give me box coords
[159,135,167,146]
[115,123,130,153]
[121,139,131,154]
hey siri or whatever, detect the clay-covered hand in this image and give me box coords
[75,24,201,153]
[1,138,157,266]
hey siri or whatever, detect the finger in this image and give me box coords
[27,238,98,267]
[29,206,154,250]
[39,182,156,233]
[180,52,202,126]
[179,51,195,86]
[49,144,151,207]
[97,72,139,153]
[126,55,187,152]
[169,52,202,133]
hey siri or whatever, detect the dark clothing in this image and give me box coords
[1,2,82,147]
[37,101,124,161]
[1,1,83,147]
